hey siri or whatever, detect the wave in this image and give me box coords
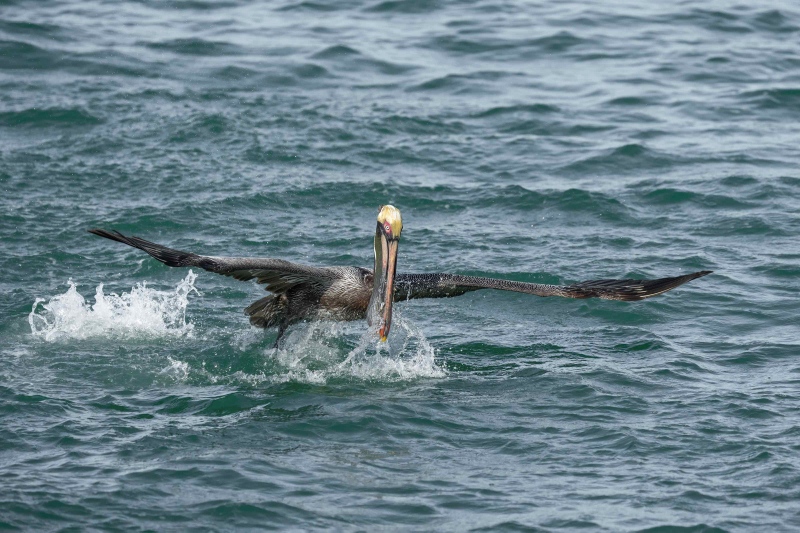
[0,107,102,128]
[137,0,241,9]
[739,88,800,112]
[29,272,198,342]
[311,45,413,75]
[0,39,154,78]
[559,143,681,175]
[364,0,439,14]
[0,19,65,40]
[426,31,590,58]
[639,188,754,209]
[668,8,798,34]
[473,103,560,118]
[751,10,798,33]
[145,38,242,57]
[0,39,60,70]
[277,1,348,11]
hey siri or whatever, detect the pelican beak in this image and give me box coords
[378,234,399,342]
[369,205,402,342]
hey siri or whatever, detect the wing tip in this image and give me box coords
[638,269,713,300]
[571,269,713,301]
[87,228,130,244]
[87,228,196,268]
[685,270,713,282]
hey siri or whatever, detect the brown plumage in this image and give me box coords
[87,220,711,343]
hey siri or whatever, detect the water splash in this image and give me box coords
[27,272,443,383]
[144,319,444,387]
[29,272,198,342]
[160,357,191,381]
[267,316,446,383]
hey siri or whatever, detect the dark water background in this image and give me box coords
[2,0,800,530]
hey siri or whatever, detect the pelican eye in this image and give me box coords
[384,222,391,233]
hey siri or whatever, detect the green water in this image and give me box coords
[1,1,799,531]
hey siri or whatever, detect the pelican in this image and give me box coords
[89,205,711,343]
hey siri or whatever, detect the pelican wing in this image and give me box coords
[88,229,332,294]
[395,271,711,302]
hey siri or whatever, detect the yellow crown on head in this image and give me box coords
[377,205,403,238]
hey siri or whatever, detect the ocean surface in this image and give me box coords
[1,0,799,530]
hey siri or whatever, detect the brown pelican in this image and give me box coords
[89,205,711,344]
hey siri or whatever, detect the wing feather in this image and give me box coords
[88,229,332,294]
[395,271,712,302]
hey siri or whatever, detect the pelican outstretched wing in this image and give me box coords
[394,271,712,302]
[88,229,333,294]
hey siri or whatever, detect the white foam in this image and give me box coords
[267,315,446,383]
[159,356,191,381]
[28,271,198,342]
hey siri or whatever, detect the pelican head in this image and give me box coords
[369,205,402,341]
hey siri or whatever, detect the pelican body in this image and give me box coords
[89,205,710,343]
